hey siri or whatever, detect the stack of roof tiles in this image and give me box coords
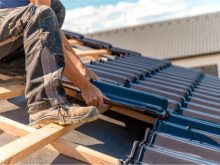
[64,30,220,164]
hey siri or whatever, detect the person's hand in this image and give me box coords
[85,68,101,81]
[80,82,104,107]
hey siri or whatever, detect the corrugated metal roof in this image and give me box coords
[64,31,220,163]
[85,12,220,60]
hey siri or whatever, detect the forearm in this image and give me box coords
[63,53,104,106]
[61,32,104,106]
[29,0,51,6]
[61,31,87,76]
[64,57,90,90]
[61,32,90,89]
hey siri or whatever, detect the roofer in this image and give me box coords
[0,0,104,128]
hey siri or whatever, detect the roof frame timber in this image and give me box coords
[68,39,113,60]
[0,116,119,164]
[0,123,79,164]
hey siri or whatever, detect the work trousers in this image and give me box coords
[0,0,68,114]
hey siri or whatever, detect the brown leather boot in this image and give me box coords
[29,103,99,128]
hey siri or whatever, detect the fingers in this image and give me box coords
[84,95,102,107]
[88,93,104,107]
[90,88,104,106]
[98,94,104,106]
[81,84,104,107]
[92,94,103,107]
[86,97,95,106]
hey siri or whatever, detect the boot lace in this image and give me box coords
[58,103,71,124]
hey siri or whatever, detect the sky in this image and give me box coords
[60,0,220,34]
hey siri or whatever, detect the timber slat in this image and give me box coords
[0,123,80,164]
[0,116,119,164]
[0,84,25,101]
[68,39,83,45]
[73,48,110,57]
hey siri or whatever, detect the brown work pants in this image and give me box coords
[0,0,68,114]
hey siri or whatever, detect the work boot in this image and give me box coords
[29,103,99,128]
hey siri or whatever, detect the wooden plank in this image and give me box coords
[0,116,119,165]
[72,48,100,60]
[0,74,20,81]
[0,115,35,137]
[50,140,120,165]
[80,56,99,62]
[0,123,79,164]
[99,114,126,127]
[111,106,155,124]
[63,86,78,98]
[68,39,83,45]
[73,48,110,57]
[0,84,25,100]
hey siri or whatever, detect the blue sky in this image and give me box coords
[60,0,220,34]
[61,0,134,9]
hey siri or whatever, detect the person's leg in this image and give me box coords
[24,5,99,127]
[0,4,66,112]
[24,4,67,113]
[0,0,65,78]
[0,6,33,79]
[0,4,99,127]
[0,6,31,66]
[50,0,66,28]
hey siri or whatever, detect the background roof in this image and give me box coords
[86,12,220,60]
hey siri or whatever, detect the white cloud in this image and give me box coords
[62,0,220,34]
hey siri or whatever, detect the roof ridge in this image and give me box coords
[87,11,220,35]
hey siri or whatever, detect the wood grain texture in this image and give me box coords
[0,123,79,164]
[0,84,25,100]
[0,116,119,165]
[111,106,155,124]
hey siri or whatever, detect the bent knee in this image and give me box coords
[35,5,59,30]
[51,0,66,27]
[36,5,55,19]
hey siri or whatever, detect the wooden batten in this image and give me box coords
[80,56,98,63]
[0,123,81,164]
[0,84,25,100]
[73,48,110,57]
[68,39,111,59]
[111,106,155,124]
[99,114,126,127]
[68,39,83,45]
[50,140,120,165]
[0,116,119,165]
[0,115,35,137]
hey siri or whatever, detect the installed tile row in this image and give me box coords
[64,30,220,164]
[87,55,220,125]
[127,114,220,164]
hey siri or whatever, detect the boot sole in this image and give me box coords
[29,109,99,129]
